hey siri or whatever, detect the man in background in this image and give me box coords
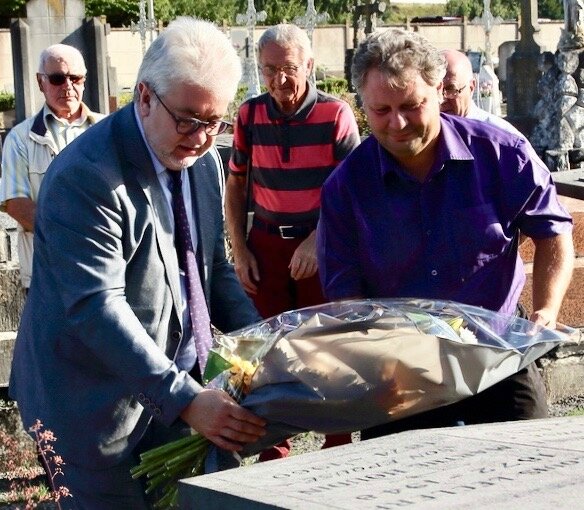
[226,23,360,460]
[0,43,104,289]
[440,48,524,136]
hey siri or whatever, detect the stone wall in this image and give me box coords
[0,20,566,95]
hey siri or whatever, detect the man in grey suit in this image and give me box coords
[9,17,265,508]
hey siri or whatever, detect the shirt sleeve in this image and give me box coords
[228,100,252,177]
[0,127,32,209]
[508,140,573,239]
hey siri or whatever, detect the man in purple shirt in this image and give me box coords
[317,29,574,435]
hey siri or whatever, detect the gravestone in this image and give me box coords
[506,0,542,136]
[236,0,266,100]
[294,0,329,85]
[346,0,386,90]
[129,0,156,56]
[10,0,110,122]
[477,64,501,116]
[531,0,584,170]
[179,416,584,509]
[0,214,25,388]
[497,41,517,101]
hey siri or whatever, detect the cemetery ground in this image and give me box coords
[1,386,583,509]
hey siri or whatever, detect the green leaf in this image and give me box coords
[202,350,233,385]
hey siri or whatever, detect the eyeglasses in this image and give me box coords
[41,73,85,86]
[152,90,231,136]
[442,84,467,99]
[259,64,301,77]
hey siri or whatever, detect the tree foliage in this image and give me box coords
[444,0,563,20]
[0,0,565,28]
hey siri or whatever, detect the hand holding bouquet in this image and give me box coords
[133,298,578,507]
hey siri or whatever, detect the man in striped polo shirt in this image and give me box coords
[226,23,360,459]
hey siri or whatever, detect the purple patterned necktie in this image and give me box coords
[167,170,213,373]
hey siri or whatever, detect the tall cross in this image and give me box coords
[236,0,267,99]
[294,0,329,45]
[130,0,157,56]
[352,0,387,49]
[471,0,502,66]
[294,0,329,84]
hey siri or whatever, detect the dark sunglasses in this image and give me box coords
[41,73,86,86]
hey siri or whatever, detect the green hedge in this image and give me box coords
[0,91,15,111]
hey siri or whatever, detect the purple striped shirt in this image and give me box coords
[317,114,573,316]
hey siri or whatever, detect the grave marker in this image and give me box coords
[236,0,266,100]
[179,416,584,509]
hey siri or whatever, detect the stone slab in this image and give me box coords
[179,416,584,510]
[553,169,584,200]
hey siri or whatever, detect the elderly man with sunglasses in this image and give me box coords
[0,43,104,290]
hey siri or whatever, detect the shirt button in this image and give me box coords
[431,270,438,276]
[426,230,431,236]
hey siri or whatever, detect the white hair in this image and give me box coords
[135,17,241,102]
[258,23,313,62]
[38,44,87,74]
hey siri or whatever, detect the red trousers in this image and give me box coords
[247,227,351,460]
[247,227,326,317]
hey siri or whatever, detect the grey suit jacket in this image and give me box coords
[9,104,260,469]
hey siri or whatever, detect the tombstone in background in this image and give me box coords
[477,64,501,115]
[294,0,329,85]
[531,52,563,158]
[497,40,517,101]
[506,0,541,136]
[531,0,584,173]
[346,0,386,90]
[236,0,266,100]
[10,0,110,123]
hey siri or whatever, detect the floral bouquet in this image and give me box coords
[132,298,578,507]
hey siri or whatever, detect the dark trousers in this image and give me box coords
[362,362,548,440]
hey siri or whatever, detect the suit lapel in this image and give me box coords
[114,105,182,315]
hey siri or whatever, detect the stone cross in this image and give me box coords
[294,0,329,84]
[130,0,156,56]
[294,0,329,45]
[236,0,267,99]
[352,0,387,49]
[471,0,502,66]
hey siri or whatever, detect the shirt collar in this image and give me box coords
[378,114,474,182]
[43,103,89,127]
[266,80,318,122]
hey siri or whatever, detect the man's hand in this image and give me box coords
[233,246,260,294]
[180,389,266,451]
[529,309,557,329]
[289,231,318,280]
